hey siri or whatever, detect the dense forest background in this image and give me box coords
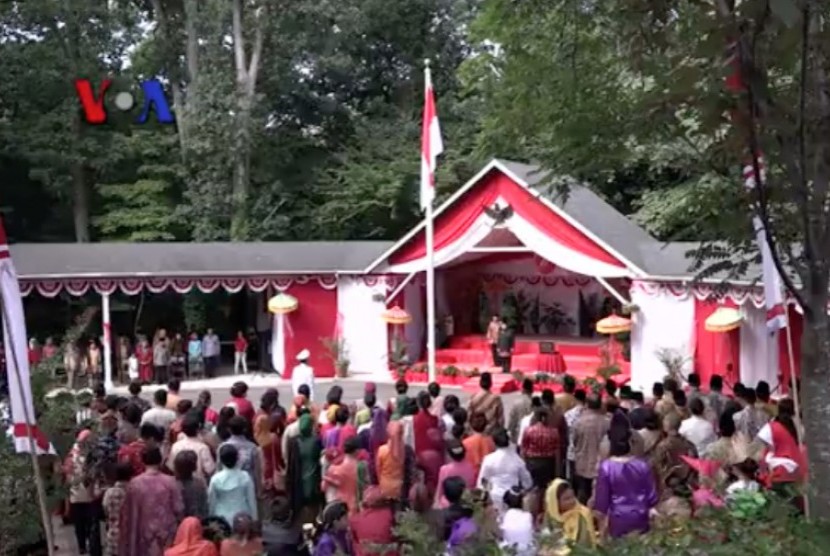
[0,0,728,246]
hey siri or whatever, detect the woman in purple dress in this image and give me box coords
[594,412,659,539]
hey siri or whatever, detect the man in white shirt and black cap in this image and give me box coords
[291,349,315,402]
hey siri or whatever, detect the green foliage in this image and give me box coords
[0,307,96,553]
[573,498,828,555]
[183,292,208,332]
[93,131,185,241]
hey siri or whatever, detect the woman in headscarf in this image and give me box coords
[254,389,286,494]
[544,479,597,553]
[355,402,373,451]
[349,486,397,556]
[313,501,353,556]
[366,400,389,482]
[376,421,414,501]
[593,412,659,539]
[286,413,324,524]
[164,517,218,556]
[320,386,344,436]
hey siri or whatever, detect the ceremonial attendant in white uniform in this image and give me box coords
[291,349,315,402]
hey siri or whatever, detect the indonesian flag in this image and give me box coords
[420,64,444,210]
[726,38,787,333]
[744,160,787,332]
[0,218,55,454]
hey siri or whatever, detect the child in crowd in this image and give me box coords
[726,459,762,501]
[499,487,534,556]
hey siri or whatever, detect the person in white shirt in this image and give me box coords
[140,389,177,433]
[167,412,216,481]
[291,349,315,402]
[679,398,717,455]
[499,487,535,556]
[726,458,761,501]
[477,428,533,516]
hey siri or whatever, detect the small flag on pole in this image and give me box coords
[420,61,444,210]
[0,218,55,454]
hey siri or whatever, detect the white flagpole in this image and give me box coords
[425,59,437,383]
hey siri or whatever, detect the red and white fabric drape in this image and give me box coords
[0,218,55,455]
[389,172,630,277]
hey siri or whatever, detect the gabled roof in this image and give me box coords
[9,241,393,279]
[367,158,664,276]
[494,159,663,274]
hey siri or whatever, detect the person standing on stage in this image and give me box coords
[486,315,501,366]
[496,321,515,374]
[202,328,221,378]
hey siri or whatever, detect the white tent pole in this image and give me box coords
[596,276,630,305]
[102,292,113,390]
[426,201,437,382]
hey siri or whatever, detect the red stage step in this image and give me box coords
[435,335,611,375]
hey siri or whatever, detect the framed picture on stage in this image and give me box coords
[539,341,556,354]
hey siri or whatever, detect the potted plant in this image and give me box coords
[442,365,461,384]
[655,347,691,383]
[321,336,350,378]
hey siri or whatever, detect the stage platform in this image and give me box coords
[436,334,616,373]
[435,334,631,393]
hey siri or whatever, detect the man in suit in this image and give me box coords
[496,322,515,374]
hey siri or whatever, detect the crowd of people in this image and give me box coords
[23,328,258,389]
[60,369,806,556]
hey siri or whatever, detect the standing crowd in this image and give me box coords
[61,368,806,556]
[25,327,257,389]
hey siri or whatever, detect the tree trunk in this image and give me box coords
[70,115,89,243]
[800,287,830,518]
[70,163,90,243]
[150,0,191,160]
[229,0,264,241]
[230,97,252,240]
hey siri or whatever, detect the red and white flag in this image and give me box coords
[0,218,54,454]
[744,159,787,332]
[726,38,787,334]
[420,64,444,210]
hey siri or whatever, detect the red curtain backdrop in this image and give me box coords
[389,171,624,269]
[778,306,803,391]
[693,299,741,388]
[282,282,337,378]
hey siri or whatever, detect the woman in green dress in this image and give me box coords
[286,413,323,525]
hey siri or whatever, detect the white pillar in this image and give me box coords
[425,202,437,382]
[102,292,114,390]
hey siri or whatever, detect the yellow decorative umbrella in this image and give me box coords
[381,306,412,325]
[704,306,742,333]
[596,313,632,335]
[268,293,298,314]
